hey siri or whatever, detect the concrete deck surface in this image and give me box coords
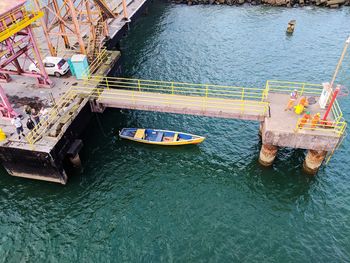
[0,73,84,151]
[263,93,341,151]
[0,50,120,152]
[95,88,268,121]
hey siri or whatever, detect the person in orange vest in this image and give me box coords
[298,111,311,129]
[311,113,321,129]
[285,89,298,111]
[299,96,309,107]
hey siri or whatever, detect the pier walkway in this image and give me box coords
[75,77,270,121]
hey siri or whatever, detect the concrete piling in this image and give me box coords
[69,153,82,168]
[303,150,327,175]
[258,122,263,137]
[259,144,278,166]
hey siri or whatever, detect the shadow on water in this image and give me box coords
[242,146,317,205]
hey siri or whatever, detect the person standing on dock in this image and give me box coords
[40,107,49,122]
[297,111,311,129]
[311,113,321,129]
[285,89,298,111]
[24,105,32,118]
[31,108,40,125]
[11,116,25,140]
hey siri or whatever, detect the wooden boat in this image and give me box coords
[119,128,205,146]
[286,20,296,34]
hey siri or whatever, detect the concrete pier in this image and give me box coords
[303,150,327,175]
[259,144,278,166]
[0,51,120,184]
[0,0,151,184]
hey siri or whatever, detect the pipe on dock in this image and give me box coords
[303,150,327,175]
[259,144,278,166]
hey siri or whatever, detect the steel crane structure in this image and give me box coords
[32,0,124,61]
[0,1,52,87]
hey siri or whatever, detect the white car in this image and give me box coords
[29,57,70,77]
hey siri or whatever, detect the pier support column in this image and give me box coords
[259,144,278,166]
[258,122,264,137]
[303,150,327,175]
[69,153,82,168]
[90,100,105,113]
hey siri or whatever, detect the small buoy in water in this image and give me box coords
[0,128,7,141]
[286,20,296,34]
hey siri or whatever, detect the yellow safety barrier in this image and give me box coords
[265,80,323,96]
[295,117,347,137]
[331,93,343,121]
[25,89,80,145]
[0,7,44,42]
[76,77,270,117]
[82,48,108,79]
[82,76,268,101]
[71,85,269,114]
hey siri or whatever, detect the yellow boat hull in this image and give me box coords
[119,128,205,146]
[120,136,205,146]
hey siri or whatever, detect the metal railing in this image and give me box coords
[295,117,347,137]
[76,76,270,115]
[265,80,323,96]
[83,76,268,100]
[71,86,270,116]
[82,48,108,79]
[25,90,80,145]
[0,6,43,42]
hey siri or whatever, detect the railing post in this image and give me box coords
[241,88,245,113]
[171,82,174,95]
[301,83,305,96]
[263,81,269,101]
[138,80,141,92]
[106,77,109,90]
[203,85,209,111]
[295,119,300,132]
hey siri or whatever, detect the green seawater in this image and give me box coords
[1,2,350,261]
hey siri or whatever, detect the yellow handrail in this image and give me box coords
[26,89,79,145]
[80,77,267,102]
[295,117,346,136]
[0,6,43,42]
[266,80,323,96]
[81,48,108,79]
